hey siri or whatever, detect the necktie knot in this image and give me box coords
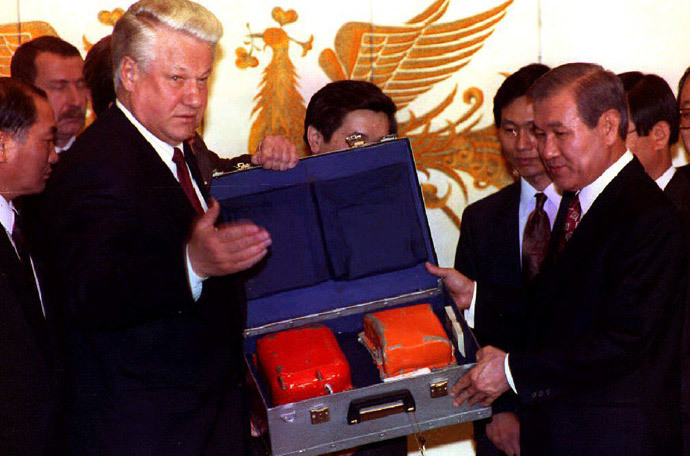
[172,147,185,166]
[535,192,547,210]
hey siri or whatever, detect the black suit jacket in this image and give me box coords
[510,158,685,455]
[39,106,248,455]
[454,181,527,456]
[455,181,526,351]
[0,228,59,454]
[664,165,690,456]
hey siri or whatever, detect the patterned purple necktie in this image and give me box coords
[522,192,550,281]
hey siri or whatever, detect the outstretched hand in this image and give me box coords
[188,200,272,277]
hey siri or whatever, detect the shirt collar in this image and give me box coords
[55,135,76,154]
[0,196,15,236]
[655,165,676,191]
[519,177,540,207]
[578,150,633,216]
[519,178,561,209]
[116,99,182,162]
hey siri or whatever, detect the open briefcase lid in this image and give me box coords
[210,138,442,332]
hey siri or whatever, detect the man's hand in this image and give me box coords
[188,200,272,277]
[252,135,299,170]
[452,346,510,407]
[486,412,521,456]
[425,262,475,310]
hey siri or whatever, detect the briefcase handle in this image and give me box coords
[347,389,415,424]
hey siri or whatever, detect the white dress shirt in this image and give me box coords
[117,100,208,300]
[655,166,676,191]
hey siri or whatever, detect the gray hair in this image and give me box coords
[111,0,223,90]
[528,63,629,141]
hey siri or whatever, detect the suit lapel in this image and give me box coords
[548,159,643,274]
[0,229,49,357]
[504,182,522,283]
[113,109,199,222]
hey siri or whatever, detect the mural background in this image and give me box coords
[2,0,690,454]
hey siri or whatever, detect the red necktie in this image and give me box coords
[172,147,204,215]
[522,192,550,281]
[555,193,581,255]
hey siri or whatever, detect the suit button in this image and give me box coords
[538,390,544,397]
[531,392,537,399]
[545,388,551,396]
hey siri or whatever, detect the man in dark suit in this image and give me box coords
[428,63,553,456]
[621,73,690,456]
[0,78,59,453]
[453,63,686,455]
[10,36,90,154]
[37,0,297,454]
[619,71,690,203]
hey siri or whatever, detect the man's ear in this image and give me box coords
[651,120,671,150]
[0,132,13,163]
[119,56,139,92]
[306,125,324,154]
[599,109,621,146]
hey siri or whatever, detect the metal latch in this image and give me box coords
[310,406,330,424]
[345,133,366,148]
[430,380,448,398]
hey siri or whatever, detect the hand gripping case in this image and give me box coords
[211,138,490,456]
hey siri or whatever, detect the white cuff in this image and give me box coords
[504,353,517,394]
[463,281,477,328]
[186,244,207,301]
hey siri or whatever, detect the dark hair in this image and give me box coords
[303,80,397,147]
[10,36,82,83]
[0,77,47,141]
[529,63,628,140]
[620,72,679,145]
[493,63,550,127]
[84,35,116,117]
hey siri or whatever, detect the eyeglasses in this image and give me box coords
[680,109,690,129]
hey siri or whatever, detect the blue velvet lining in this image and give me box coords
[210,139,438,329]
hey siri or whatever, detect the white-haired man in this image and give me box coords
[38,0,296,454]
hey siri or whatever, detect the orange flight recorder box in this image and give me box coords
[257,324,352,405]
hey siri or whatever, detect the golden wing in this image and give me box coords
[0,22,58,76]
[319,0,513,109]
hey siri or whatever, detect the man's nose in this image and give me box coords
[183,81,203,108]
[516,127,535,150]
